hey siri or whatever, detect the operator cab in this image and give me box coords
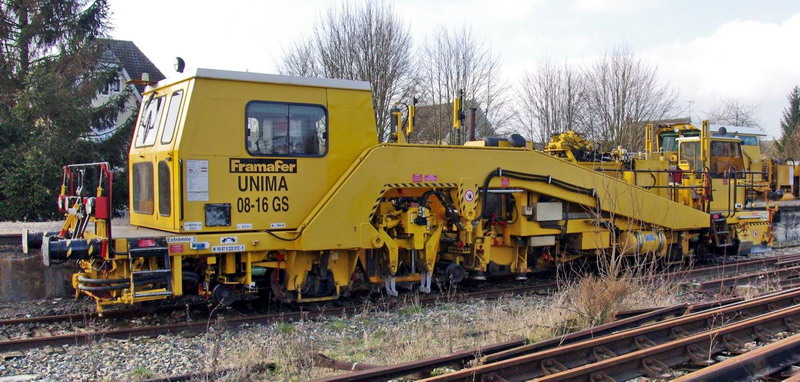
[677,136,744,176]
[677,134,746,213]
[128,69,377,233]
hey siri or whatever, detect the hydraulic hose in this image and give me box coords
[480,168,600,219]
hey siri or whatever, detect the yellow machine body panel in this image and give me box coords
[42,68,779,312]
[129,70,377,233]
[294,144,710,252]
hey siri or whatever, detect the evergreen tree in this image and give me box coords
[777,86,800,159]
[0,0,131,220]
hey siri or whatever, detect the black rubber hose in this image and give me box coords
[78,283,129,292]
[480,168,600,219]
[78,276,128,285]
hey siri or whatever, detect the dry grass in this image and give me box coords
[556,275,679,328]
[175,271,680,380]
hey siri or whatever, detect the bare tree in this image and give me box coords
[703,98,761,127]
[517,59,585,144]
[581,45,680,150]
[277,1,412,142]
[414,26,512,144]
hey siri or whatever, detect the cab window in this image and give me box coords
[739,136,758,146]
[160,91,184,144]
[679,141,701,171]
[158,161,171,216]
[659,133,678,152]
[245,102,327,156]
[132,162,154,214]
[709,141,744,177]
[134,96,165,148]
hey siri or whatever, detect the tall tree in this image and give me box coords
[776,86,800,159]
[414,26,511,144]
[0,0,127,220]
[517,59,585,144]
[703,98,761,127]
[581,45,680,150]
[277,1,413,142]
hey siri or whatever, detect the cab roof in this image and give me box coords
[709,124,766,137]
[151,68,372,92]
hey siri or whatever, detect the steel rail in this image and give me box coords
[0,233,21,246]
[645,256,783,284]
[0,308,146,326]
[314,305,688,382]
[481,288,800,366]
[531,303,800,382]
[672,332,800,382]
[698,265,800,291]
[0,254,785,328]
[613,296,745,321]
[418,288,800,381]
[312,338,528,382]
[0,282,558,353]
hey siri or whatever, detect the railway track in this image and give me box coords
[0,280,559,353]
[411,287,800,381]
[672,331,800,381]
[316,288,800,382]
[3,253,799,356]
[107,255,800,382]
[0,233,21,246]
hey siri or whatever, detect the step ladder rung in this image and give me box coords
[133,269,171,276]
[129,246,168,252]
[129,247,173,295]
[129,247,168,257]
[134,291,173,298]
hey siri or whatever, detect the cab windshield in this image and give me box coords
[134,96,165,148]
[709,140,744,177]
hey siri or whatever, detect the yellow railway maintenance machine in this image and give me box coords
[26,69,776,312]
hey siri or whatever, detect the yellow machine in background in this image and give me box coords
[28,69,778,312]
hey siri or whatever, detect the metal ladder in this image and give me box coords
[128,243,173,299]
[711,217,733,249]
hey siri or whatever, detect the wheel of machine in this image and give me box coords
[211,284,236,307]
[445,263,466,283]
[694,241,711,263]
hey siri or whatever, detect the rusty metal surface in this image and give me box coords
[0,307,166,326]
[699,265,800,291]
[478,305,688,365]
[420,288,800,381]
[532,304,800,382]
[0,281,557,353]
[313,338,527,382]
[613,296,745,320]
[0,234,21,246]
[672,332,800,381]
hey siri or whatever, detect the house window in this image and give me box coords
[100,78,121,95]
[245,102,327,156]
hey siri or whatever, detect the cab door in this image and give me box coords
[153,89,186,232]
[707,140,745,214]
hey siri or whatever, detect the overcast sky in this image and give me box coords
[109,0,800,138]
